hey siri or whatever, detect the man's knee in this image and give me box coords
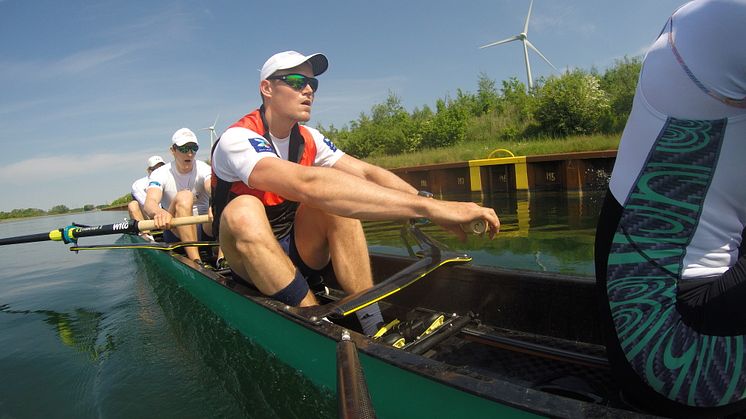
[298,204,361,233]
[220,196,268,241]
[173,190,195,214]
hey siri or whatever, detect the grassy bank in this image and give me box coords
[363,133,621,169]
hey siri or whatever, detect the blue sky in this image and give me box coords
[0,0,687,212]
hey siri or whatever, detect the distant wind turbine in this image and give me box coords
[479,0,557,90]
[200,114,220,149]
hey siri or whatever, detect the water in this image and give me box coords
[0,212,334,418]
[366,191,604,277]
[0,192,603,417]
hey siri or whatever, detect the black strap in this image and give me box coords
[210,135,231,239]
[259,105,304,164]
[211,107,306,240]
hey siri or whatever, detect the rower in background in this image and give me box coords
[595,0,746,416]
[128,155,165,241]
[144,128,214,265]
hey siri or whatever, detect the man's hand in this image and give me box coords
[152,209,173,230]
[430,200,500,242]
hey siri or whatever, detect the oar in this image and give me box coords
[296,223,472,320]
[70,241,219,252]
[0,215,209,246]
[337,330,376,419]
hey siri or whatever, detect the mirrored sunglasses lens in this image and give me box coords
[284,75,307,90]
[176,144,198,153]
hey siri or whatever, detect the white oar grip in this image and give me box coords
[137,214,210,232]
[461,220,487,235]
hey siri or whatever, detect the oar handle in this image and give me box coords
[137,215,210,232]
[462,220,487,235]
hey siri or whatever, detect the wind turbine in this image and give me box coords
[200,114,219,149]
[479,0,557,90]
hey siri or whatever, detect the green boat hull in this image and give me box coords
[122,233,651,418]
[131,239,539,418]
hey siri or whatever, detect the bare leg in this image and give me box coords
[170,190,201,261]
[202,207,224,261]
[220,195,316,306]
[293,204,373,294]
[128,200,146,221]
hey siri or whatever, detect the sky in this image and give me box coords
[0,0,689,212]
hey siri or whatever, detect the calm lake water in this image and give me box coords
[0,192,603,418]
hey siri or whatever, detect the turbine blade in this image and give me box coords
[525,39,557,70]
[523,41,532,89]
[479,35,521,49]
[212,114,220,127]
[523,0,534,34]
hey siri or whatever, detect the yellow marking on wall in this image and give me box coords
[468,156,529,192]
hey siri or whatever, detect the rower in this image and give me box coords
[210,51,499,336]
[128,155,165,222]
[595,1,746,416]
[144,128,215,265]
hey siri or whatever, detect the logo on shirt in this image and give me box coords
[323,137,338,152]
[148,181,162,188]
[249,137,274,153]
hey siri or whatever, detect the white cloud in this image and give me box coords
[0,151,157,184]
[55,44,142,74]
[0,42,143,81]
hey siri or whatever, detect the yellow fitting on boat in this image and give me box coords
[373,319,401,339]
[391,337,406,349]
[48,229,63,242]
[418,315,445,339]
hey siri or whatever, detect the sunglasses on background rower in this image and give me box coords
[174,143,199,153]
[267,74,319,92]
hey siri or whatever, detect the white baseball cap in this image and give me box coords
[171,128,199,146]
[147,155,165,169]
[259,51,328,81]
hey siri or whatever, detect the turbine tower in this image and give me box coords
[200,114,219,149]
[479,0,557,90]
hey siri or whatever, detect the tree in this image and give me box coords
[83,204,95,211]
[476,73,500,115]
[534,70,610,136]
[110,194,132,206]
[48,205,70,214]
[420,97,467,149]
[600,56,642,132]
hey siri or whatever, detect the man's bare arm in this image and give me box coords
[250,158,499,238]
[332,154,417,194]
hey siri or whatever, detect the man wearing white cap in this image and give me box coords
[145,128,213,263]
[211,51,499,335]
[127,155,165,223]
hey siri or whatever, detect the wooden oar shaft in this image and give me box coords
[136,215,209,232]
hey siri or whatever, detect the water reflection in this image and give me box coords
[133,251,336,418]
[364,190,605,276]
[0,304,115,361]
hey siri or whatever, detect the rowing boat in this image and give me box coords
[96,227,650,418]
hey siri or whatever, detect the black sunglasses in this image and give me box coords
[174,143,199,153]
[267,74,319,92]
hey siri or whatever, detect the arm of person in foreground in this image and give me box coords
[331,154,418,194]
[250,158,499,240]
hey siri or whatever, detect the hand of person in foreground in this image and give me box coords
[430,200,500,242]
